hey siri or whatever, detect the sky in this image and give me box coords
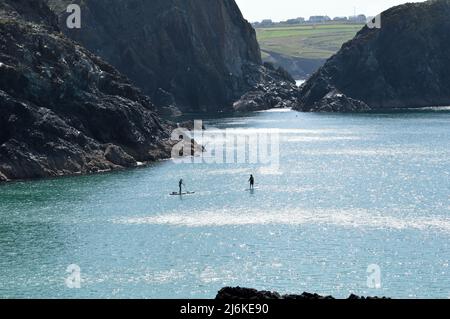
[235,0,427,22]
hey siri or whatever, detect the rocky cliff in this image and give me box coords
[296,0,450,112]
[47,0,297,113]
[0,0,172,182]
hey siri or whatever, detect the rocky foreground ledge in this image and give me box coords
[216,287,389,300]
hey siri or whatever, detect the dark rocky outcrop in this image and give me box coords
[304,89,372,113]
[296,0,450,112]
[233,63,298,112]
[0,0,172,181]
[46,0,297,113]
[216,287,389,300]
[0,0,58,28]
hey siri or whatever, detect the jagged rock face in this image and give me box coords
[47,0,264,112]
[296,0,450,112]
[233,63,298,112]
[0,0,58,28]
[0,0,172,181]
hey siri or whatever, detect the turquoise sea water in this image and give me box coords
[0,108,449,298]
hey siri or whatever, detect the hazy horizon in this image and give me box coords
[235,0,427,22]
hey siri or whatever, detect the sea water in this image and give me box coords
[0,108,449,298]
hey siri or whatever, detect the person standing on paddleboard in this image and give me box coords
[249,175,255,190]
[179,179,184,195]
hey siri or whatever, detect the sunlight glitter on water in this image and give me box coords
[1,109,450,298]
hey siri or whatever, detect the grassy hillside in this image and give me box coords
[256,23,363,60]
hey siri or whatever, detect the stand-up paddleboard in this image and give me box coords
[170,192,196,196]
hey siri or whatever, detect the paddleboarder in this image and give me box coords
[249,175,255,190]
[179,179,184,195]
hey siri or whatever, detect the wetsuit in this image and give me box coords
[179,180,184,194]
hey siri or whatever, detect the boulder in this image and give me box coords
[104,145,137,167]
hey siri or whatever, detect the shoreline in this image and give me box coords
[0,157,174,185]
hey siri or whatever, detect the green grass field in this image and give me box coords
[256,24,364,60]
